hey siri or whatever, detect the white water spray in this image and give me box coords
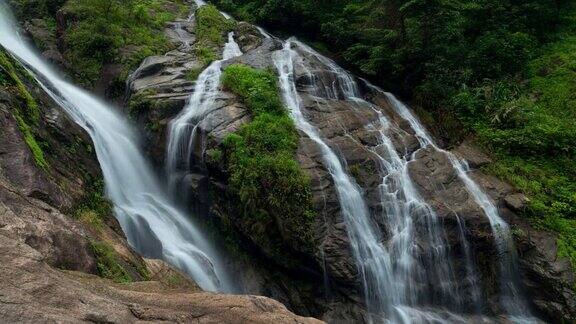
[379,91,535,321]
[166,32,242,189]
[274,42,398,319]
[284,38,471,321]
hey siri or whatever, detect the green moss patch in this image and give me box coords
[14,114,49,169]
[185,67,203,81]
[0,50,48,169]
[71,178,113,228]
[62,0,188,86]
[194,4,235,65]
[128,89,158,116]
[90,240,133,283]
[221,64,315,256]
[0,51,40,123]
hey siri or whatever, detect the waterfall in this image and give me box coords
[379,92,534,321]
[455,216,483,313]
[0,4,233,293]
[173,12,194,50]
[256,26,272,39]
[274,42,395,319]
[1,0,542,319]
[275,30,541,320]
[276,39,475,321]
[166,32,242,190]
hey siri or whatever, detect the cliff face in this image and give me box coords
[4,0,575,323]
[0,7,322,324]
[127,8,575,323]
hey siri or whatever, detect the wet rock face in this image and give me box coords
[225,36,283,70]
[0,89,98,210]
[235,22,263,52]
[127,15,575,322]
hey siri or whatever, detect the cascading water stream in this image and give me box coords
[166,32,242,190]
[368,110,462,310]
[173,12,194,50]
[455,216,483,313]
[301,28,535,315]
[281,38,473,321]
[256,26,272,39]
[274,42,396,320]
[376,91,536,321]
[0,3,233,293]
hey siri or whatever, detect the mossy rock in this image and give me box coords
[219,64,316,261]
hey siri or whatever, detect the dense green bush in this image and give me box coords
[194,4,235,64]
[473,14,576,267]
[221,64,315,254]
[9,0,66,19]
[208,0,568,100]
[62,0,188,85]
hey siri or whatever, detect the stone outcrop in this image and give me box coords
[23,18,65,67]
[127,49,201,165]
[0,217,321,323]
[0,187,321,324]
[234,22,263,52]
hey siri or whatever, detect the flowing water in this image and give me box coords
[379,92,534,321]
[455,216,483,314]
[166,32,242,190]
[0,3,233,293]
[275,37,536,322]
[274,42,395,319]
[173,13,194,50]
[275,39,468,322]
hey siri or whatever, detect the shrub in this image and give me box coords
[194,4,235,65]
[9,0,67,19]
[221,64,315,253]
[62,0,187,86]
[195,4,235,48]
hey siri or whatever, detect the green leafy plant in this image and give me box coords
[194,4,235,65]
[90,240,132,283]
[61,0,188,86]
[221,64,315,254]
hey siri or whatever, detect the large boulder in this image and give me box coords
[0,184,323,323]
